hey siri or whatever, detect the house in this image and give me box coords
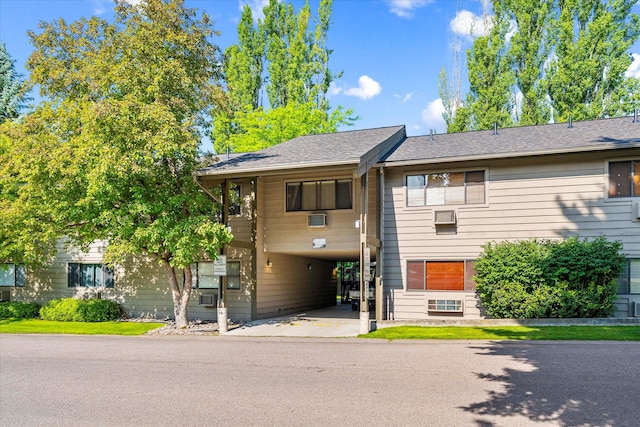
[2,116,639,322]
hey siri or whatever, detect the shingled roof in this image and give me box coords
[383,116,640,166]
[195,125,406,178]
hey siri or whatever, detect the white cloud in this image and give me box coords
[394,93,413,103]
[450,10,490,39]
[421,98,447,133]
[240,0,269,20]
[626,53,640,78]
[387,0,433,18]
[339,75,382,100]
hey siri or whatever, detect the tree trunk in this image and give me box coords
[163,262,193,329]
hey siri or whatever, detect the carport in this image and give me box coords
[193,125,406,333]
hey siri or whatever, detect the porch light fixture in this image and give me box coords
[307,263,312,270]
[266,259,272,267]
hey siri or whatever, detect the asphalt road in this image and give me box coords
[1,335,639,426]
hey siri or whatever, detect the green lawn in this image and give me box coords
[0,318,165,335]
[363,325,640,341]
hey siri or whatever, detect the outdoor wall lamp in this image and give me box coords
[307,263,312,270]
[266,259,272,267]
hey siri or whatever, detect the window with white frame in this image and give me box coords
[193,262,218,289]
[608,160,640,198]
[192,261,241,290]
[67,263,114,288]
[286,179,352,211]
[617,259,640,294]
[0,264,25,287]
[407,170,485,207]
[407,260,476,291]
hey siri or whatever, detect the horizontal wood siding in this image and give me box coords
[255,176,337,319]
[261,170,377,256]
[384,152,640,319]
[13,241,254,322]
[255,254,336,318]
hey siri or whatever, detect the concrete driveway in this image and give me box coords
[226,302,363,337]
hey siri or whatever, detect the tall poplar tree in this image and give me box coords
[213,0,354,154]
[0,0,232,327]
[505,0,554,125]
[443,0,640,130]
[453,3,515,132]
[546,0,640,121]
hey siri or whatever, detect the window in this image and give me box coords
[193,262,219,289]
[67,263,114,288]
[617,259,640,294]
[0,264,25,287]
[407,260,476,291]
[229,185,242,216]
[286,179,352,211]
[609,160,640,198]
[192,261,240,290]
[407,170,485,207]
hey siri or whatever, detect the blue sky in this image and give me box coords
[2,0,640,142]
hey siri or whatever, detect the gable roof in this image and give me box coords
[383,116,640,166]
[195,125,406,179]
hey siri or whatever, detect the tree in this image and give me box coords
[213,0,355,154]
[444,0,640,130]
[0,43,29,123]
[0,0,232,328]
[505,0,554,125]
[453,3,515,132]
[546,0,640,121]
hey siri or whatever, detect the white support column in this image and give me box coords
[359,172,370,334]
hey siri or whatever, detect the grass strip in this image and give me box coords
[363,325,640,341]
[0,318,165,335]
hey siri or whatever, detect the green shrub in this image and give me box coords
[40,298,123,322]
[475,237,625,319]
[0,301,42,319]
[78,299,123,322]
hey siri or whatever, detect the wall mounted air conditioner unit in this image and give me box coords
[0,290,10,302]
[434,210,456,225]
[198,294,216,307]
[308,213,328,228]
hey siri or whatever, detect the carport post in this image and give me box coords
[217,179,230,334]
[359,172,370,334]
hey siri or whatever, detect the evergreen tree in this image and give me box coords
[0,43,28,123]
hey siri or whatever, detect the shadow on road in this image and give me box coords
[460,341,639,426]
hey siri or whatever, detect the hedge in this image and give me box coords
[0,301,42,319]
[40,298,123,322]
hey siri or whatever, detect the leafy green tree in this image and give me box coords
[445,0,639,130]
[227,101,354,152]
[0,43,29,123]
[0,0,232,328]
[213,0,354,154]
[455,3,515,132]
[505,0,554,125]
[546,0,640,121]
